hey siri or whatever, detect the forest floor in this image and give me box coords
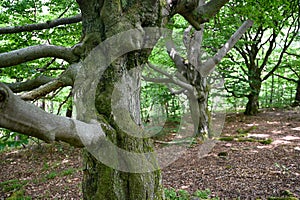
[0,108,300,199]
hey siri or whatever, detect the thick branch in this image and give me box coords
[0,45,80,68]
[0,83,104,147]
[0,15,82,34]
[201,20,253,76]
[142,76,186,95]
[174,0,229,30]
[0,83,105,148]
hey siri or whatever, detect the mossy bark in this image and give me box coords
[76,0,164,199]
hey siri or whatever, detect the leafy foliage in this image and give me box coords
[0,0,81,149]
[0,129,29,151]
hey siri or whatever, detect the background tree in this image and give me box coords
[0,0,229,199]
[213,0,300,115]
[275,51,300,106]
[144,14,252,138]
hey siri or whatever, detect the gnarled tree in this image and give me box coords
[144,19,253,138]
[0,0,229,199]
[216,0,300,115]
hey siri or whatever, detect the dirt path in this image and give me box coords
[1,108,300,199]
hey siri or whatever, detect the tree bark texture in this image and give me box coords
[77,0,164,199]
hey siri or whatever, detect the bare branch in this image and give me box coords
[274,74,297,83]
[20,63,81,101]
[286,52,300,58]
[7,76,54,93]
[146,63,194,92]
[173,0,229,30]
[166,84,186,95]
[262,16,300,81]
[288,65,300,79]
[0,45,80,68]
[20,79,66,101]
[142,76,172,84]
[142,76,186,95]
[0,14,82,35]
[258,31,278,73]
[0,83,106,147]
[201,20,254,76]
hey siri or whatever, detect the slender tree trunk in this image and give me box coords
[292,80,300,106]
[76,0,164,199]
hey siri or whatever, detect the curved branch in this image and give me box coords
[7,75,54,93]
[0,45,80,68]
[20,63,81,101]
[0,82,106,148]
[0,14,82,35]
[20,79,67,101]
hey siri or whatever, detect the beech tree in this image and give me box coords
[143,17,252,138]
[215,0,300,115]
[0,0,230,199]
[275,52,300,106]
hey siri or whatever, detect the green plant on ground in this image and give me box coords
[274,163,290,174]
[61,168,76,176]
[45,171,58,180]
[237,126,257,135]
[164,188,219,200]
[6,189,31,200]
[193,189,213,199]
[0,179,29,193]
[218,136,273,145]
[42,162,50,171]
[268,197,298,200]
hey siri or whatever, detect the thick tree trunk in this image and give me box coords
[81,57,164,200]
[245,92,259,115]
[245,76,261,115]
[76,0,164,199]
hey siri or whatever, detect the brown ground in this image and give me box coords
[0,108,300,199]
